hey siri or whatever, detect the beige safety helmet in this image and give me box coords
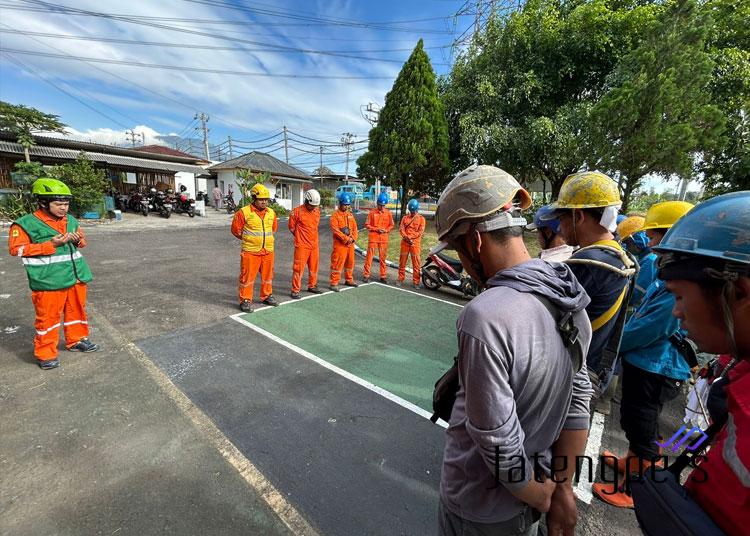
[434,165,532,245]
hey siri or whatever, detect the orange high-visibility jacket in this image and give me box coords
[330,209,358,244]
[232,205,278,254]
[400,213,426,242]
[288,205,320,248]
[365,208,394,244]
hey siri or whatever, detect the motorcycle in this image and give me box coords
[127,189,149,216]
[421,249,480,299]
[195,190,210,207]
[152,189,172,218]
[173,185,196,217]
[224,193,237,214]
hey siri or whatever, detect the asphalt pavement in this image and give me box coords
[1,210,690,535]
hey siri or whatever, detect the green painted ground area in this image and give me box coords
[240,283,461,412]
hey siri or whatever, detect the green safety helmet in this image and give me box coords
[32,178,72,201]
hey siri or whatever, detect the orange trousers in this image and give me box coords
[330,244,355,286]
[363,241,388,279]
[291,246,319,293]
[239,251,274,302]
[31,282,89,361]
[398,240,422,284]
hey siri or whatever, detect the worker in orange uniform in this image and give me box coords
[231,183,279,312]
[329,193,359,292]
[288,189,324,299]
[397,198,426,288]
[8,178,99,370]
[362,192,394,283]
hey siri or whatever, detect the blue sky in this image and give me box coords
[0,0,472,174]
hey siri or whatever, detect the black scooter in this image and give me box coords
[421,249,480,299]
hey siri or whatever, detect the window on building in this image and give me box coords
[276,182,291,200]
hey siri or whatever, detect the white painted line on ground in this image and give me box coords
[92,308,319,536]
[231,314,448,429]
[371,281,464,309]
[574,411,606,504]
[250,282,376,312]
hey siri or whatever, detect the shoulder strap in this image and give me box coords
[530,294,584,374]
[565,244,637,279]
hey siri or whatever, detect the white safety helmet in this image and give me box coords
[304,188,321,206]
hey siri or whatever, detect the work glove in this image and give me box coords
[340,226,350,236]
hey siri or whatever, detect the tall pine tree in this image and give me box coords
[357,40,449,215]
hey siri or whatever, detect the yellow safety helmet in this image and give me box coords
[642,201,694,231]
[617,216,646,240]
[549,171,621,210]
[250,183,271,199]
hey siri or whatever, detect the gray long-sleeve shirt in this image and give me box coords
[439,259,593,524]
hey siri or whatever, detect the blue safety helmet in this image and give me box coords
[377,192,389,206]
[655,191,750,279]
[407,198,419,213]
[616,214,627,225]
[526,204,561,234]
[339,193,352,206]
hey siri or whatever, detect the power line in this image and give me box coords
[0,47,396,79]
[1,51,132,129]
[7,0,449,64]
[0,28,453,57]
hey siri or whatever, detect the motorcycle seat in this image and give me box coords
[436,251,463,270]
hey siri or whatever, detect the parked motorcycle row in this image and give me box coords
[113,185,199,218]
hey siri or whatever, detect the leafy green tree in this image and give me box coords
[48,153,108,216]
[356,40,450,215]
[0,101,67,162]
[589,0,725,210]
[441,0,661,195]
[700,0,750,195]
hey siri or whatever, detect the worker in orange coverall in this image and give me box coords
[397,198,426,288]
[8,178,99,370]
[329,193,359,292]
[362,192,394,283]
[231,183,279,312]
[288,189,323,299]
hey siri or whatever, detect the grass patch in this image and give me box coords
[355,217,542,262]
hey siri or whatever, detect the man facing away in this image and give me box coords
[8,178,99,369]
[288,189,324,299]
[397,198,426,288]
[362,192,394,283]
[231,183,279,312]
[434,165,593,536]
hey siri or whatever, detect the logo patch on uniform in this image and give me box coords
[11,229,19,237]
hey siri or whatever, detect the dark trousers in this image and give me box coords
[620,361,682,459]
[438,501,540,536]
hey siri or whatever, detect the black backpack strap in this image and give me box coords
[530,294,584,374]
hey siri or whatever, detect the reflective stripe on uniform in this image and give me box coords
[35,319,88,336]
[242,230,270,237]
[22,251,83,266]
[724,414,750,487]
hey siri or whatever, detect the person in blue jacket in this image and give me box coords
[592,201,694,509]
[616,216,657,310]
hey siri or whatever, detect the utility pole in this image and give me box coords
[125,129,142,147]
[195,112,210,161]
[228,135,234,159]
[341,132,355,185]
[475,0,482,36]
[678,177,689,201]
[283,125,289,164]
[319,146,323,174]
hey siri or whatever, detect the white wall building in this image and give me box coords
[209,151,313,211]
